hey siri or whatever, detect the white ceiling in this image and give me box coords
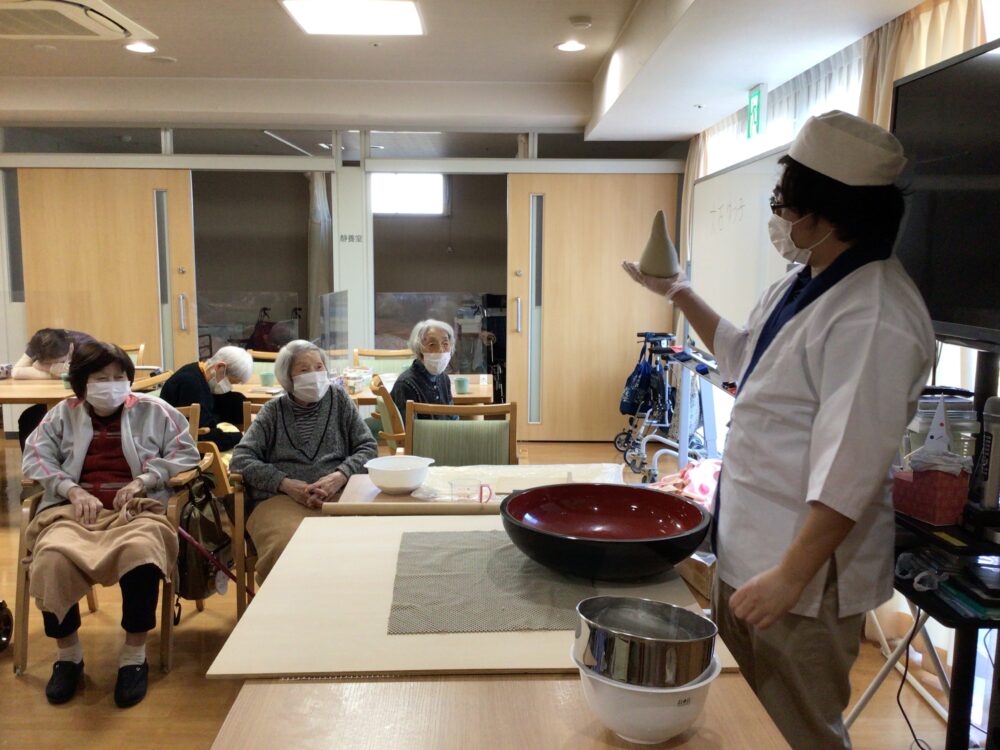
[0,0,923,140]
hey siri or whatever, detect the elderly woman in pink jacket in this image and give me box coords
[23,342,200,709]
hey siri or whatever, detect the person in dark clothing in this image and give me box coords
[390,319,458,421]
[159,346,253,451]
[13,328,96,451]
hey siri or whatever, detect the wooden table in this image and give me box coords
[235,373,494,406]
[209,514,788,748]
[0,374,160,408]
[330,463,624,515]
[213,672,790,750]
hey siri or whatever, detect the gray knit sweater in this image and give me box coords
[230,386,378,511]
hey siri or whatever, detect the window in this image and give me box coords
[371,173,446,215]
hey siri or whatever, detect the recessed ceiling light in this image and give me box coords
[125,41,156,54]
[318,143,332,149]
[281,0,424,36]
[146,55,177,64]
[556,40,586,52]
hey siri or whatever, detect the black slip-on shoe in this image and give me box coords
[114,660,148,708]
[45,659,84,704]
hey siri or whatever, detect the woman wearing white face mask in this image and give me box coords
[22,341,201,709]
[390,319,459,422]
[160,346,253,451]
[230,340,377,583]
[623,112,936,750]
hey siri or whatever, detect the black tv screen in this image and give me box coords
[891,39,1000,351]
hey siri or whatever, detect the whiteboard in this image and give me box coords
[688,145,792,348]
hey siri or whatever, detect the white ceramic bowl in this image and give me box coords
[573,650,721,745]
[364,455,434,494]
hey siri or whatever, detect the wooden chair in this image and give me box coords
[353,348,413,375]
[247,350,276,380]
[131,370,173,394]
[368,374,405,452]
[242,401,264,433]
[404,402,517,466]
[175,404,234,497]
[13,453,213,676]
[120,343,146,366]
[230,473,257,620]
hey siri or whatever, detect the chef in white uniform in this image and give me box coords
[624,111,935,750]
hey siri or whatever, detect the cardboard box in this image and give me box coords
[676,551,716,600]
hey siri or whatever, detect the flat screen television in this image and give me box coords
[891,38,1000,352]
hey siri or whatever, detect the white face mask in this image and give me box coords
[86,380,131,413]
[767,212,832,265]
[292,371,330,403]
[208,367,231,395]
[422,351,451,376]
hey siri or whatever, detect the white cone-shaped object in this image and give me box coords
[638,210,681,278]
[922,396,952,455]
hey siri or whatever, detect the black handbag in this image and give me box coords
[620,342,653,416]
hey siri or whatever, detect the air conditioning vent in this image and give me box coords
[0,0,157,40]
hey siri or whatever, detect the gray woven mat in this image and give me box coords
[387,530,596,635]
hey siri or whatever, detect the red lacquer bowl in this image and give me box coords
[500,484,709,581]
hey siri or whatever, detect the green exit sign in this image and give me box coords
[748,84,766,139]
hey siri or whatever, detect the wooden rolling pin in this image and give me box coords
[321,501,501,516]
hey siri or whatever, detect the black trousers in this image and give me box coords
[18,404,47,451]
[42,564,161,639]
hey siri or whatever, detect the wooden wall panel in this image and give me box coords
[18,168,196,369]
[507,174,677,441]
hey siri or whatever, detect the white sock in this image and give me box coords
[57,640,83,664]
[119,642,146,668]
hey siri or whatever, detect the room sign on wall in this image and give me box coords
[747,84,767,139]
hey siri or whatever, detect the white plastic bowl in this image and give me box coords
[573,650,721,745]
[364,455,434,494]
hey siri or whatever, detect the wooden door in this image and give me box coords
[507,174,677,441]
[18,169,197,370]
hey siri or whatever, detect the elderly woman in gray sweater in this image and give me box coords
[230,340,377,582]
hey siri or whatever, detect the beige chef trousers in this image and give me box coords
[713,564,864,750]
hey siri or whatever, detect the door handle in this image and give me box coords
[515,297,522,333]
[178,293,188,331]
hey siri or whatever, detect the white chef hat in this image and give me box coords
[788,110,906,186]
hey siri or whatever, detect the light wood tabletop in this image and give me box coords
[0,373,161,407]
[330,463,624,515]
[212,669,789,750]
[234,373,494,406]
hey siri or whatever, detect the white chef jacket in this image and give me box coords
[713,255,935,617]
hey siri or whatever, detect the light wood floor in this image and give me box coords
[0,439,950,749]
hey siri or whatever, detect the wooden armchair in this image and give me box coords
[369,374,405,452]
[13,453,213,676]
[119,343,146,366]
[229,474,256,620]
[403,402,518,466]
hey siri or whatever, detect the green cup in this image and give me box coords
[260,372,276,387]
[454,376,470,395]
[61,373,72,390]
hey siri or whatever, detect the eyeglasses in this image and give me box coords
[769,197,786,215]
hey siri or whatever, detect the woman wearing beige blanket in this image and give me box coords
[22,342,200,708]
[230,340,377,583]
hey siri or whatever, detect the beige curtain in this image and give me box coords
[306,172,333,340]
[859,0,985,127]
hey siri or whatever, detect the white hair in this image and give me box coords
[275,340,329,394]
[206,346,253,383]
[408,319,455,358]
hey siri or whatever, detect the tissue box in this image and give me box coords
[892,469,970,526]
[675,551,716,600]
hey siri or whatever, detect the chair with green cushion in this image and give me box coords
[353,348,413,376]
[404,401,517,466]
[368,374,405,453]
[247,349,277,379]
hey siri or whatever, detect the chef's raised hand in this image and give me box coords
[621,261,691,300]
[729,564,806,629]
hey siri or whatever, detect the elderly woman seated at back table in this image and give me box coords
[22,342,201,709]
[229,340,378,583]
[390,319,459,421]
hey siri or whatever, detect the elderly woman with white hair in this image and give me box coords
[229,340,377,582]
[390,319,459,421]
[160,346,254,451]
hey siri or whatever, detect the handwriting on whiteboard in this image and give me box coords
[708,198,746,232]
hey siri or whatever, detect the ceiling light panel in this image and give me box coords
[281,0,424,36]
